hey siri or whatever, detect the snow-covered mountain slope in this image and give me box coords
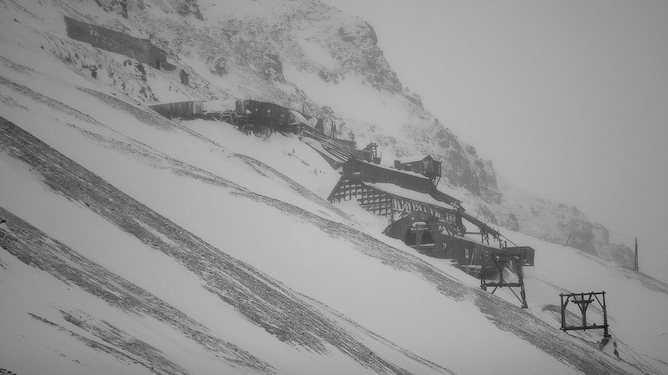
[1,0,633,264]
[0,79,648,375]
[1,1,667,374]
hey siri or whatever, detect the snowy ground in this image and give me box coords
[1,2,667,374]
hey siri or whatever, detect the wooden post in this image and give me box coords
[560,291,609,339]
[602,291,610,338]
[634,237,639,272]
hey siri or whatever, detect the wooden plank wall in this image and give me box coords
[149,101,203,118]
[64,16,168,69]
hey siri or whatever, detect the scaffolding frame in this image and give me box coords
[560,291,610,338]
[480,251,528,308]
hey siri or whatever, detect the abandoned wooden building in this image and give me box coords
[394,155,442,185]
[328,153,535,308]
[148,93,537,308]
[148,100,237,121]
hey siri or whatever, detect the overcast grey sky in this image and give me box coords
[323,0,668,282]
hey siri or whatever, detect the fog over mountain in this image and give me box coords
[322,0,668,283]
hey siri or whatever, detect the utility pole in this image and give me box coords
[634,237,639,272]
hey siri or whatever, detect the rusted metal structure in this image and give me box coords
[560,292,610,338]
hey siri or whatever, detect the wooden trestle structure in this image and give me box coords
[560,291,610,339]
[327,157,535,308]
[327,178,461,226]
[478,248,533,308]
[150,96,538,308]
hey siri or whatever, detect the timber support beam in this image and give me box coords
[560,291,610,338]
[480,252,528,308]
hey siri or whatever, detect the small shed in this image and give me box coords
[343,158,433,194]
[242,100,293,127]
[394,155,441,184]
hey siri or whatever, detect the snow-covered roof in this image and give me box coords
[201,100,236,113]
[355,159,432,179]
[395,155,433,164]
[290,110,310,125]
[367,182,456,209]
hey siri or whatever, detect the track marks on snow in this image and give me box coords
[0,118,433,374]
[0,206,274,374]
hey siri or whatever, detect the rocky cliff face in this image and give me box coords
[81,0,495,196]
[491,180,635,268]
